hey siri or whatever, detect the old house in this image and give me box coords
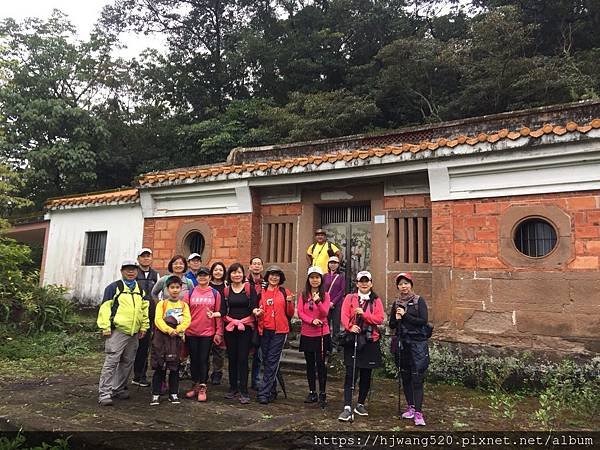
[38,101,600,355]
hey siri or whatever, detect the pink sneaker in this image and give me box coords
[401,405,415,419]
[414,411,426,426]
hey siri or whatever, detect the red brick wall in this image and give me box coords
[143,214,254,273]
[261,203,303,216]
[433,191,600,271]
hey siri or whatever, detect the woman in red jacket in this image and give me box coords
[253,265,294,404]
[183,266,223,402]
[297,266,331,408]
[337,270,385,422]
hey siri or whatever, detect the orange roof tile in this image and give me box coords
[123,118,600,187]
[46,188,139,209]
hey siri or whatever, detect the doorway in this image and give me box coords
[319,204,371,292]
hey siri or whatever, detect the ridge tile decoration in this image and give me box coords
[136,119,600,187]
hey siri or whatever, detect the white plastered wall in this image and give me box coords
[43,203,144,304]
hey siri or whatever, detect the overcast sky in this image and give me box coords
[1,0,162,58]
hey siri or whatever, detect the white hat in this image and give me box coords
[328,256,340,263]
[356,270,372,281]
[187,253,202,261]
[121,260,139,269]
[307,266,324,276]
[138,248,153,256]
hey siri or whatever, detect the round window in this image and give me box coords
[513,218,557,258]
[185,231,205,256]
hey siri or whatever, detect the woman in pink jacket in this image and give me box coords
[337,270,385,422]
[297,266,331,408]
[183,266,223,402]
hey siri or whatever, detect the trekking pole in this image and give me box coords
[320,323,324,366]
[350,332,358,422]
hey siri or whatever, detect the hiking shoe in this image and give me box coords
[318,392,327,409]
[113,390,130,400]
[98,398,113,406]
[224,390,239,399]
[401,405,416,419]
[132,377,150,387]
[210,372,223,385]
[304,392,318,403]
[354,404,368,416]
[257,396,269,405]
[338,408,353,422]
[185,383,199,399]
[168,394,181,404]
[414,411,426,426]
[150,395,160,406]
[197,384,207,402]
[239,394,250,404]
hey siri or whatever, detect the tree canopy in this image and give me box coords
[1,0,598,208]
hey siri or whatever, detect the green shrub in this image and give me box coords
[1,271,77,335]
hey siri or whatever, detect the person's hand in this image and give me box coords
[286,294,294,302]
[312,319,322,326]
[169,329,178,336]
[213,334,223,346]
[355,307,364,315]
[312,292,320,302]
[350,325,361,334]
[253,308,264,317]
[207,310,220,319]
[395,307,405,319]
[330,303,335,310]
[138,330,146,339]
[102,330,111,337]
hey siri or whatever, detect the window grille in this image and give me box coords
[186,232,205,256]
[265,222,294,263]
[514,218,557,257]
[84,231,107,266]
[391,212,430,264]
[321,205,371,225]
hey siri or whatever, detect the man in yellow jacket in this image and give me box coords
[97,260,150,406]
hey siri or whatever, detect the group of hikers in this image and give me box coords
[96,229,431,425]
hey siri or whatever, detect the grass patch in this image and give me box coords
[0,314,103,384]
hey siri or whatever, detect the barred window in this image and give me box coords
[390,210,431,265]
[264,220,295,264]
[84,231,107,266]
[514,218,557,258]
[185,231,205,256]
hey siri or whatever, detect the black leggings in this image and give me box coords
[343,366,372,406]
[398,346,426,412]
[304,351,327,393]
[187,335,213,384]
[152,367,179,395]
[224,327,253,395]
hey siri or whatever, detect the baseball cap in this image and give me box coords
[314,228,327,235]
[137,248,153,256]
[356,270,372,281]
[395,272,414,285]
[197,266,211,275]
[121,260,139,269]
[187,253,202,261]
[328,256,340,263]
[307,266,324,276]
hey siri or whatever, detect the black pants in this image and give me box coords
[211,345,225,374]
[187,335,213,384]
[398,347,426,412]
[152,367,179,395]
[304,351,327,393]
[133,328,152,380]
[225,327,253,395]
[343,366,372,406]
[328,305,341,344]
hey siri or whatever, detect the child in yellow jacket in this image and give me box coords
[150,276,191,405]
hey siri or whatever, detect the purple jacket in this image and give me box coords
[323,271,346,307]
